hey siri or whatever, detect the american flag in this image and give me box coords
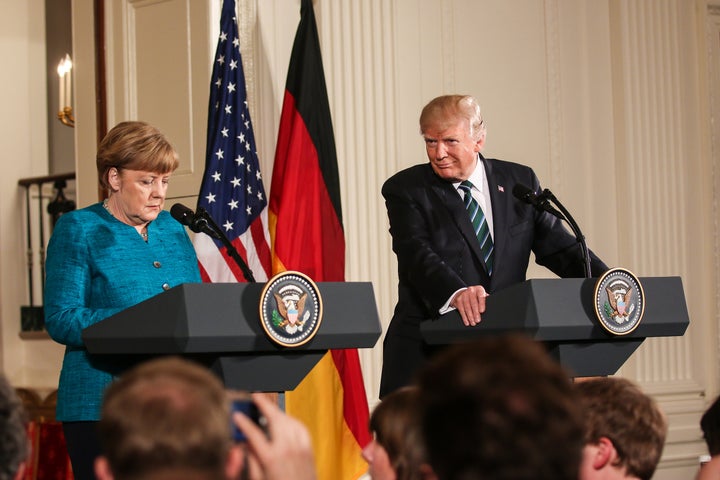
[193,0,271,283]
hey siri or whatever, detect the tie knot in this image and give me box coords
[459,180,474,194]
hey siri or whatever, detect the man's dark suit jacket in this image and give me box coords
[379,155,608,397]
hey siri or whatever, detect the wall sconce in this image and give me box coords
[57,53,74,127]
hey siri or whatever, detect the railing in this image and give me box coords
[17,172,76,337]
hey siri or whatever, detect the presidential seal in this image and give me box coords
[593,268,645,335]
[259,271,323,347]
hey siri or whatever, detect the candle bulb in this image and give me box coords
[57,60,65,111]
[64,54,72,110]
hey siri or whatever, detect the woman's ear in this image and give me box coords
[107,167,120,191]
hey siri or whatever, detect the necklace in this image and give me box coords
[103,199,149,241]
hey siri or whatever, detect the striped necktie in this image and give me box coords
[458,180,493,275]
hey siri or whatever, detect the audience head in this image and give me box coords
[363,386,427,480]
[0,374,28,480]
[575,376,667,480]
[95,356,241,480]
[701,395,720,456]
[417,334,583,480]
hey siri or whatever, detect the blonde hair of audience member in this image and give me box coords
[697,394,720,480]
[417,335,584,480]
[0,374,29,480]
[94,357,242,480]
[575,377,667,480]
[363,386,427,480]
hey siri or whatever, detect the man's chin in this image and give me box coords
[431,168,460,182]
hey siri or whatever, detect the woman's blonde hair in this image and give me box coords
[97,121,179,190]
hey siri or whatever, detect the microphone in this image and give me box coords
[170,203,256,282]
[512,183,592,278]
[512,184,562,219]
[512,184,539,206]
[170,203,218,239]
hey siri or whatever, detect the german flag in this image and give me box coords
[268,0,371,478]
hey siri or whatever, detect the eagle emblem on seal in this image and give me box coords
[606,284,633,322]
[273,288,310,334]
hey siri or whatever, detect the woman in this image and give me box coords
[362,386,428,480]
[44,121,201,479]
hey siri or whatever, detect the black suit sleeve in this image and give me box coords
[382,173,468,315]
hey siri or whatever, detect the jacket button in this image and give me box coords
[153,261,162,268]
[162,283,170,291]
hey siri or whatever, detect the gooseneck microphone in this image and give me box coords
[170,203,256,282]
[170,203,218,239]
[512,183,591,278]
[511,184,562,219]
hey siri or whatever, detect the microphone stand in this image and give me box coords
[196,207,256,283]
[537,189,592,278]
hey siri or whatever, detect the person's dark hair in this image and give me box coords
[369,386,426,480]
[701,395,720,456]
[98,356,231,480]
[575,377,667,480]
[417,334,583,480]
[96,121,179,190]
[0,374,28,480]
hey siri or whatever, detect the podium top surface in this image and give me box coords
[83,282,382,355]
[421,276,689,344]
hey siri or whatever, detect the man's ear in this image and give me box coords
[13,461,27,480]
[225,445,244,479]
[94,456,115,480]
[592,437,616,469]
[419,463,439,480]
[475,135,485,152]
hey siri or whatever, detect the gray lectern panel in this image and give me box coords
[208,353,325,391]
[421,277,688,343]
[81,281,382,391]
[83,282,382,354]
[544,340,644,377]
[419,276,688,377]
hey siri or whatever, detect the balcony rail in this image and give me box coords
[17,172,76,336]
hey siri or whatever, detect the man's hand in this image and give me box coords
[233,392,317,480]
[450,285,488,326]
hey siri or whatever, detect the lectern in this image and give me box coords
[83,282,382,391]
[420,277,689,376]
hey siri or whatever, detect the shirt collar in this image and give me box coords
[453,155,485,193]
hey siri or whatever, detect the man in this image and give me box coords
[94,356,316,480]
[416,335,584,480]
[380,94,607,397]
[575,377,667,480]
[697,395,720,480]
[0,374,29,480]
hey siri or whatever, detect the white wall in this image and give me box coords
[0,0,65,391]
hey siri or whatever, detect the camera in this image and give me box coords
[230,398,265,442]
